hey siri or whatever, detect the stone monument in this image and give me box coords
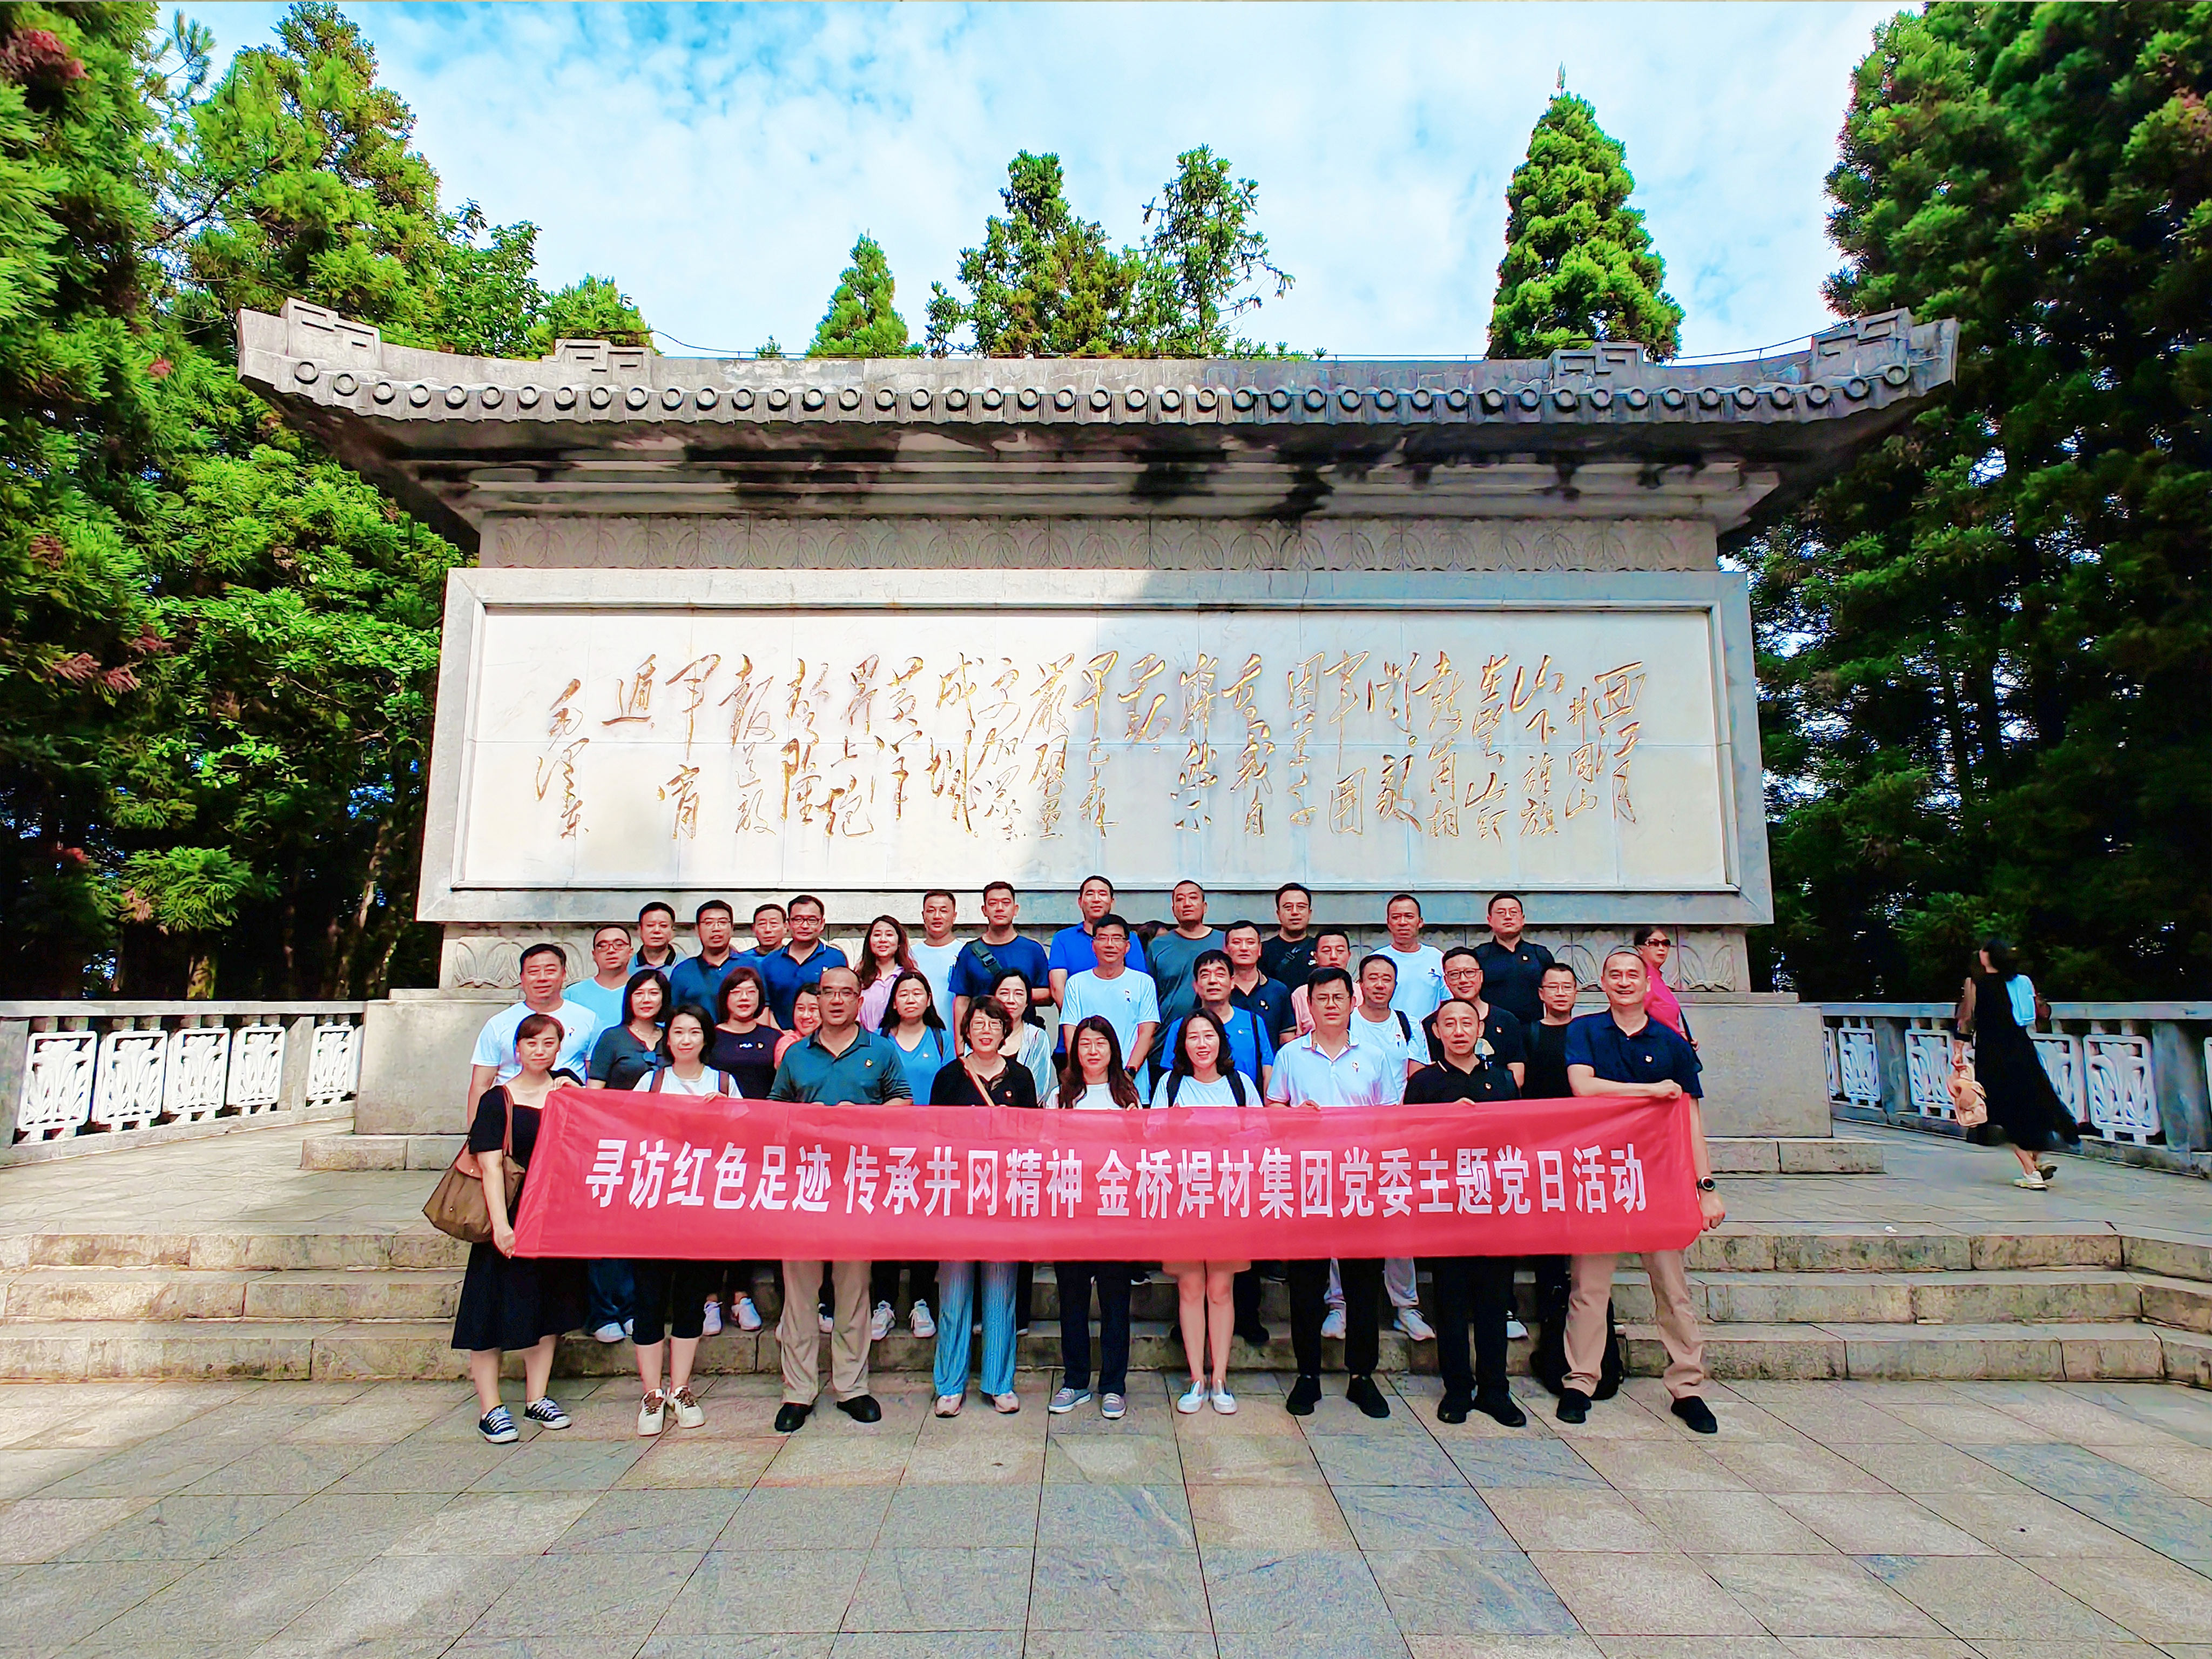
[239,300,1956,1163]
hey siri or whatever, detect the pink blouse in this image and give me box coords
[1643,962,1688,1038]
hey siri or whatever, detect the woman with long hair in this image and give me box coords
[1954,936,2081,1189]
[1632,926,1693,1044]
[586,969,671,1090]
[869,969,949,1343]
[856,914,918,1032]
[1156,1010,1255,1414]
[627,1006,733,1434]
[451,1013,583,1442]
[928,1000,1031,1417]
[1047,1015,1143,1421]
[699,968,778,1337]
[773,985,822,1067]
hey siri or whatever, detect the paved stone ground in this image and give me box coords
[0,1368,2208,1657]
[1,1120,2205,1245]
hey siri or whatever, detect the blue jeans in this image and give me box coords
[588,1259,633,1328]
[934,1260,1017,1399]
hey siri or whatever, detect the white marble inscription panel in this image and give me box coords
[456,605,1732,892]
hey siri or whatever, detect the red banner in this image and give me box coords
[510,1088,1701,1260]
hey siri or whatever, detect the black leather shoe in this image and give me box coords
[1436,1392,1472,1426]
[1234,1321,1270,1349]
[1556,1387,1590,1425]
[773,1402,811,1434]
[1476,1391,1528,1428]
[1671,1395,1718,1435]
[1285,1373,1321,1415]
[837,1394,882,1425]
[1346,1374,1391,1419]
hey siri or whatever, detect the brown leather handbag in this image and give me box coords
[1947,1054,1988,1129]
[422,1091,525,1243]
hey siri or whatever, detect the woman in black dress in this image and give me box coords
[703,968,780,1335]
[1953,937,2081,1189]
[453,1011,585,1442]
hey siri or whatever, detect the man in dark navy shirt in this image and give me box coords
[1405,1000,1527,1428]
[1473,892,1555,1029]
[1559,949,1725,1435]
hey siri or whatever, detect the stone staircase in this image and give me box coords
[0,1223,2204,1387]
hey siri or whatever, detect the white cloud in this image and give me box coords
[195,0,1901,358]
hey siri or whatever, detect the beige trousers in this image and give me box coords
[778,1259,873,1406]
[1565,1249,1705,1399]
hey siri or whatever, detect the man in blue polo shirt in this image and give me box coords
[759,894,848,1026]
[948,880,1051,1046]
[1163,951,1275,1087]
[1560,948,1725,1435]
[1047,875,1150,1010]
[766,966,907,1436]
[667,899,743,1014]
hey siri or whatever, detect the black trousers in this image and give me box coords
[1289,1257,1380,1378]
[869,1261,940,1314]
[630,1259,718,1346]
[1425,1256,1516,1401]
[1232,1266,1265,1330]
[1055,1261,1132,1394]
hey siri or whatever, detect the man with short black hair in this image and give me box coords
[1379,894,1448,1024]
[949,880,1051,1044]
[1147,880,1225,1029]
[1048,875,1151,1011]
[631,902,679,972]
[1268,966,1393,1421]
[1223,920,1294,1045]
[1475,892,1555,1029]
[1422,948,1527,1087]
[767,965,907,1434]
[1559,949,1724,1434]
[1058,915,1159,1073]
[669,900,743,1014]
[733,902,787,977]
[1289,929,1354,1035]
[760,894,848,1026]
[465,942,600,1123]
[1164,951,1274,1087]
[568,924,636,1031]
[1259,881,1317,988]
[1407,997,1527,1427]
[910,889,962,1021]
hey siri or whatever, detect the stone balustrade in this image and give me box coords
[1818,1002,2212,1170]
[0,1001,368,1163]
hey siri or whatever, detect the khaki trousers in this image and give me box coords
[779,1259,872,1406]
[1565,1249,1704,1399]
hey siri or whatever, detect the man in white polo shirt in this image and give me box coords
[464,942,601,1125]
[1266,965,1392,1420]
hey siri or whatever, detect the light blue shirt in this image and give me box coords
[471,999,601,1083]
[1379,945,1448,1024]
[565,975,628,1035]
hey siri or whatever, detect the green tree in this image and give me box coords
[807,234,919,357]
[925,151,1142,356]
[524,273,651,356]
[1132,146,1294,356]
[1749,2,2212,1000]
[1486,90,1682,360]
[0,2,168,995]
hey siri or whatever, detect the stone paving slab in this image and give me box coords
[0,1371,2194,1654]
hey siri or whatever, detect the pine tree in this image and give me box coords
[1486,89,1682,361]
[807,234,919,357]
[1132,146,1294,356]
[1749,2,2212,999]
[925,151,1142,356]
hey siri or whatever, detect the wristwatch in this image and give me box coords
[1695,1177,1718,1192]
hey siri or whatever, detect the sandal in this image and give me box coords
[934,1393,964,1417]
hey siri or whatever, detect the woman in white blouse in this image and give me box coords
[1155,1010,1255,1415]
[625,1007,733,1436]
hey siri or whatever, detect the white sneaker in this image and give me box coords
[734,1294,763,1332]
[2014,1172,2049,1189]
[869,1300,895,1341]
[591,1321,625,1344]
[1177,1380,1209,1414]
[1395,1307,1436,1343]
[637,1391,666,1435]
[1320,1308,1346,1341]
[1506,1316,1528,1340]
[818,1309,834,1334]
[669,1386,705,1429]
[700,1298,723,1337]
[910,1300,936,1339]
[1211,1385,1238,1415]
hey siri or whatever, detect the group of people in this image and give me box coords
[451,879,1727,1447]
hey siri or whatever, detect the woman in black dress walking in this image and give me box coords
[1953,937,2081,1189]
[453,1011,586,1441]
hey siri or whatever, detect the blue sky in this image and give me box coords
[197,1,1904,359]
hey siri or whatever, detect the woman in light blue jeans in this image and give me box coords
[926,1000,1034,1416]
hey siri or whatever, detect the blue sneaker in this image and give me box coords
[478,1406,518,1444]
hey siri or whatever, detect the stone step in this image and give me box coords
[1613,1267,2153,1327]
[0,1231,467,1272]
[0,1268,463,1324]
[0,1313,2197,1386]
[1644,1320,2173,1384]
